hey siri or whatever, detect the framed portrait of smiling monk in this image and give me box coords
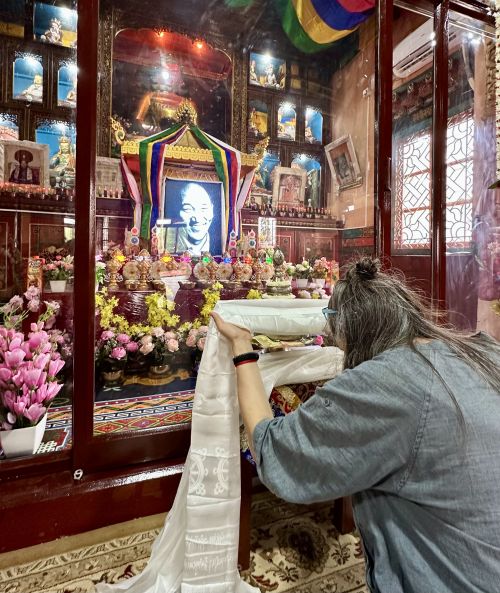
[163,177,225,256]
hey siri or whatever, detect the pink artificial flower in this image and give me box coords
[8,295,24,310]
[4,348,26,368]
[30,322,44,332]
[313,335,324,346]
[27,298,41,313]
[22,367,46,389]
[33,353,51,370]
[151,327,165,338]
[166,339,179,353]
[1,390,16,411]
[0,367,12,382]
[186,334,197,348]
[126,341,139,352]
[164,331,177,340]
[197,337,206,351]
[48,358,65,378]
[140,335,153,345]
[2,421,13,431]
[8,336,23,351]
[116,333,131,344]
[28,331,48,351]
[110,346,126,360]
[101,330,115,341]
[139,342,154,355]
[24,286,40,300]
[44,300,61,314]
[23,403,47,423]
[12,398,28,417]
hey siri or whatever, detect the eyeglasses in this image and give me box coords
[322,307,338,320]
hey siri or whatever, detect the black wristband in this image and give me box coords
[232,351,259,366]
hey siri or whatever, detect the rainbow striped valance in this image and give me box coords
[276,0,375,53]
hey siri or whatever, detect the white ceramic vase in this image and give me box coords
[296,278,309,289]
[0,414,47,458]
[313,278,326,287]
[50,279,67,292]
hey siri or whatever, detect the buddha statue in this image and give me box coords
[49,135,76,188]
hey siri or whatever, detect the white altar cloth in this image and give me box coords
[97,299,343,593]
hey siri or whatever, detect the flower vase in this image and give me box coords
[0,414,47,458]
[296,278,309,289]
[313,278,326,287]
[149,362,172,377]
[50,279,67,292]
[101,368,124,385]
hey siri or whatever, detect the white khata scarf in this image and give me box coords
[97,299,343,593]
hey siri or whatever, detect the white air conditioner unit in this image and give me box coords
[393,19,462,79]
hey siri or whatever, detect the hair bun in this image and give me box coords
[355,257,380,280]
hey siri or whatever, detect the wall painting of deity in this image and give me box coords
[249,52,286,90]
[254,150,280,193]
[58,62,77,108]
[291,153,322,208]
[13,54,43,103]
[33,2,77,48]
[305,107,323,144]
[248,99,268,139]
[277,102,296,141]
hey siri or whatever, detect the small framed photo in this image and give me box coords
[0,140,49,187]
[249,52,286,90]
[272,166,307,207]
[33,2,77,48]
[325,135,362,190]
[96,157,123,194]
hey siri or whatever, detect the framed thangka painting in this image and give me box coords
[248,100,268,139]
[0,140,49,187]
[0,113,20,141]
[249,52,285,90]
[277,102,296,141]
[35,120,76,189]
[272,166,307,207]
[13,53,43,103]
[325,135,362,190]
[305,107,323,144]
[33,2,77,48]
[57,62,77,108]
[292,154,322,208]
[254,150,281,193]
[0,0,25,38]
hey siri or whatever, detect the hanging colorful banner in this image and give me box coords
[137,123,252,243]
[275,0,374,53]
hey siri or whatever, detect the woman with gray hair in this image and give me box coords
[211,257,500,593]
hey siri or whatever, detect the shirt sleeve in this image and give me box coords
[252,351,430,504]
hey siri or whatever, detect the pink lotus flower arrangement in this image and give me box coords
[0,325,65,430]
[0,289,65,430]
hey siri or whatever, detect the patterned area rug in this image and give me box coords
[0,492,366,593]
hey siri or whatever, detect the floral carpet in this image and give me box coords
[0,492,366,593]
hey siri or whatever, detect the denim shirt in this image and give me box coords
[253,342,500,593]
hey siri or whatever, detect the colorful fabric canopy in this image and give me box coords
[275,0,375,53]
[136,124,254,244]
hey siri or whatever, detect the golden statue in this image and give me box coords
[49,135,76,188]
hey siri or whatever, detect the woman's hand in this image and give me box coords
[210,312,253,355]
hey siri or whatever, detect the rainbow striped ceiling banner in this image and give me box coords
[275,0,375,53]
